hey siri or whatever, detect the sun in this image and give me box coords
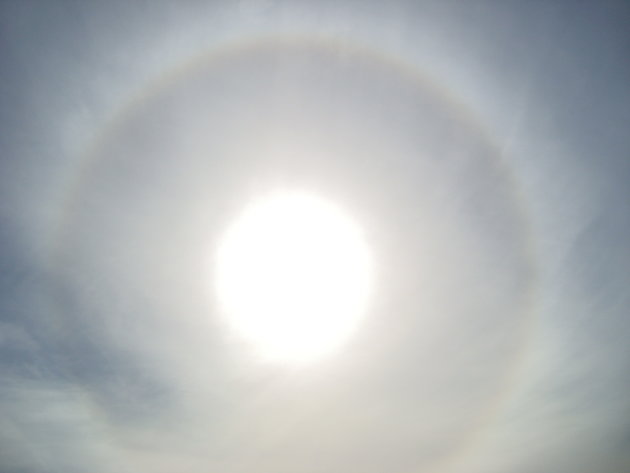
[214,190,373,363]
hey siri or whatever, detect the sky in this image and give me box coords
[0,1,629,472]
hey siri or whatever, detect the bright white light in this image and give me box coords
[214,191,373,363]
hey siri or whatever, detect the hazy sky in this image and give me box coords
[0,1,629,472]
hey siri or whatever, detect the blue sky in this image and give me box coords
[0,1,628,472]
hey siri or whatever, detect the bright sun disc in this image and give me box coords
[215,191,373,363]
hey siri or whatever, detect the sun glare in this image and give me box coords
[214,191,373,363]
